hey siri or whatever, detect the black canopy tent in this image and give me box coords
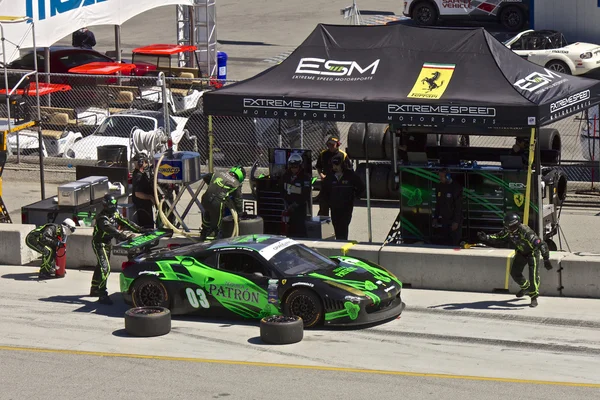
[203,23,600,240]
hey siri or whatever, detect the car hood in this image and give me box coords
[306,256,402,301]
[7,131,41,148]
[67,136,130,160]
[564,42,600,53]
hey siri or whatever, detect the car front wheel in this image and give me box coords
[411,2,438,26]
[283,289,323,328]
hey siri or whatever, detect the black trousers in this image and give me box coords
[511,251,540,298]
[25,233,56,273]
[200,197,224,240]
[433,224,462,247]
[287,207,307,238]
[331,206,353,240]
[134,204,154,229]
[91,242,111,295]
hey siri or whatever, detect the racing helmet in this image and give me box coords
[229,165,246,183]
[102,194,118,212]
[503,212,521,232]
[61,218,76,234]
[288,153,303,167]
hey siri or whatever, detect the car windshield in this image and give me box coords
[269,244,338,276]
[94,116,157,137]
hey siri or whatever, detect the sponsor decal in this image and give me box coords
[408,63,456,99]
[549,90,592,121]
[242,98,346,120]
[514,69,566,93]
[384,285,396,293]
[294,58,380,82]
[387,104,497,126]
[138,271,160,276]
[259,238,297,260]
[292,282,314,287]
[27,0,107,22]
[344,295,362,302]
[158,164,180,177]
[207,284,260,304]
[442,0,471,9]
[509,182,526,189]
[514,193,525,207]
[333,266,358,277]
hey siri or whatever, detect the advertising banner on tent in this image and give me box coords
[0,0,194,63]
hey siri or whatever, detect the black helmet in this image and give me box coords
[103,194,118,211]
[503,212,521,231]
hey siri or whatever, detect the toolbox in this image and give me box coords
[76,175,109,201]
[57,181,92,207]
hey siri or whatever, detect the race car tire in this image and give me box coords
[347,122,366,159]
[131,276,170,309]
[221,214,264,238]
[259,315,304,345]
[439,134,459,147]
[371,164,391,199]
[383,126,397,160]
[411,1,438,26]
[545,60,571,75]
[388,168,400,200]
[124,306,171,337]
[545,238,558,252]
[365,123,387,160]
[283,288,323,328]
[499,6,525,31]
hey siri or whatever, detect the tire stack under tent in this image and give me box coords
[346,123,566,202]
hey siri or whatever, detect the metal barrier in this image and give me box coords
[0,70,597,192]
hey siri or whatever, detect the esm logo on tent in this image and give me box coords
[513,69,565,92]
[294,58,380,80]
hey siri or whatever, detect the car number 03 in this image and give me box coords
[185,287,210,309]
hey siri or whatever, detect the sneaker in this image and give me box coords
[516,289,527,298]
[90,288,107,297]
[38,271,54,279]
[98,295,113,305]
[530,297,538,308]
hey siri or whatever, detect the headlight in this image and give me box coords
[580,52,593,59]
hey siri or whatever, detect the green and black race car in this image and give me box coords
[119,234,405,328]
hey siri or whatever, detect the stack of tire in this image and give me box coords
[355,162,399,200]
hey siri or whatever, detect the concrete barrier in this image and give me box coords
[0,223,39,265]
[560,252,600,298]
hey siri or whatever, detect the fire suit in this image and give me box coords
[200,171,243,240]
[482,224,550,299]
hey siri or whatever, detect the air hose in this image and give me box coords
[153,153,239,240]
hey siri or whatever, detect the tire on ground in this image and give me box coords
[365,123,388,160]
[539,128,562,164]
[124,306,171,337]
[221,215,264,238]
[370,164,391,199]
[347,123,366,159]
[555,169,568,203]
[260,315,304,344]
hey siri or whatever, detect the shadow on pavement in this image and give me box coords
[38,293,129,318]
[2,272,43,281]
[428,297,528,311]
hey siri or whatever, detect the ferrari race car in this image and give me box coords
[504,30,600,75]
[118,234,405,328]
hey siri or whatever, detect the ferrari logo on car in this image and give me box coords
[514,193,525,207]
[408,63,455,99]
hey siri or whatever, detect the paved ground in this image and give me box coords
[0,265,599,399]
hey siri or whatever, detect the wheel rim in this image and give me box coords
[548,63,567,74]
[503,11,520,28]
[289,295,318,324]
[136,282,166,307]
[416,7,432,23]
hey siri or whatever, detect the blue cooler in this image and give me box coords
[217,51,228,80]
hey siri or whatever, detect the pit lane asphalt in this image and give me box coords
[0,265,599,399]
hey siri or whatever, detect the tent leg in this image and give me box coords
[535,125,544,238]
[364,122,372,243]
[33,23,44,199]
[114,25,122,63]
[278,119,282,147]
[523,127,536,228]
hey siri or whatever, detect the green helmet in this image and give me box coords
[229,166,246,183]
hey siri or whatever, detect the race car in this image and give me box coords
[118,234,405,328]
[403,0,529,31]
[504,30,600,75]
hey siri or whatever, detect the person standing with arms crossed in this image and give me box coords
[315,136,352,216]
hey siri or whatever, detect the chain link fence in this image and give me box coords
[2,69,600,193]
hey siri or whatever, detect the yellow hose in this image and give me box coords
[153,153,239,240]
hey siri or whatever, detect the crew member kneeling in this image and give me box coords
[319,153,364,240]
[26,218,76,279]
[477,213,552,308]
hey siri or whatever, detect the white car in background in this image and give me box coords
[63,110,188,161]
[504,30,600,75]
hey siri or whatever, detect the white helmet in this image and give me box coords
[288,153,303,166]
[61,218,77,234]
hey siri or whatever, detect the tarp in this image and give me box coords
[0,0,194,63]
[203,24,600,131]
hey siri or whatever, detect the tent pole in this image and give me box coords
[523,127,536,229]
[114,25,122,63]
[208,115,213,173]
[278,119,282,147]
[535,125,544,238]
[32,21,44,200]
[364,122,372,243]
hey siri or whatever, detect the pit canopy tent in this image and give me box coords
[203,23,600,134]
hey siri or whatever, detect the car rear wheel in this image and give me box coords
[131,276,170,309]
[411,2,438,26]
[500,6,525,31]
[545,60,571,75]
[283,289,323,328]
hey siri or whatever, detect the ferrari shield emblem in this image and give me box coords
[408,63,455,99]
[514,193,525,207]
[281,279,287,285]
